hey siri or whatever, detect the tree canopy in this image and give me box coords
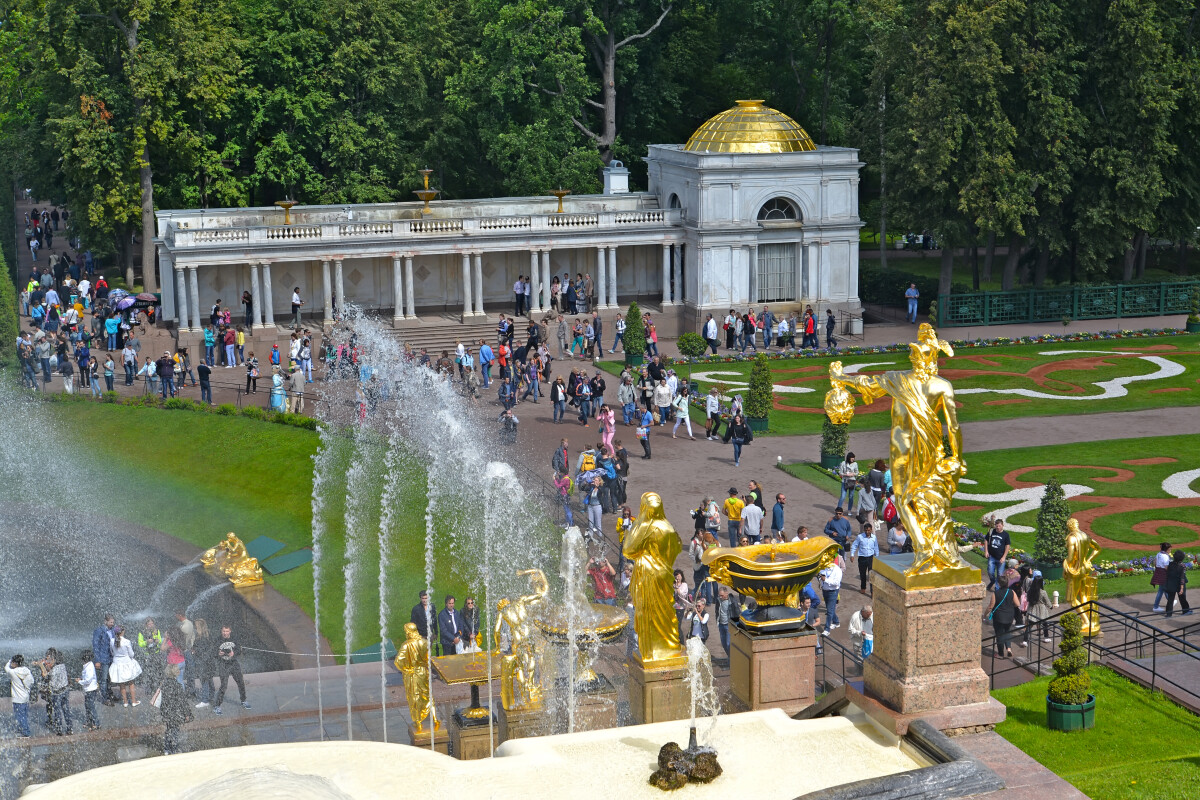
[1,0,1197,288]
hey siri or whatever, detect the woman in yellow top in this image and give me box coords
[235,326,246,365]
[722,487,745,548]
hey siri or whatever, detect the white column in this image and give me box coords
[530,250,540,312]
[187,266,201,332]
[404,256,416,317]
[607,246,618,308]
[809,242,821,302]
[175,266,189,330]
[461,253,472,317]
[661,244,672,305]
[392,256,404,323]
[541,255,552,313]
[322,260,333,324]
[250,263,264,328]
[261,262,275,327]
[540,251,551,313]
[596,246,607,308]
[673,244,683,306]
[529,254,541,314]
[819,241,831,301]
[749,244,759,304]
[472,252,484,316]
[334,259,345,317]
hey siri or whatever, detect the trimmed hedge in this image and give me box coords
[0,250,16,367]
[858,263,970,312]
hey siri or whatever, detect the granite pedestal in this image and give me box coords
[497,705,551,742]
[552,674,619,732]
[407,720,450,755]
[864,555,997,727]
[627,660,691,725]
[449,711,498,760]
[729,626,818,716]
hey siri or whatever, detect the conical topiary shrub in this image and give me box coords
[1046,610,1095,730]
[624,301,646,366]
[1034,476,1070,578]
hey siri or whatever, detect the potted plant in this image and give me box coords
[1033,476,1069,581]
[1186,287,1200,333]
[820,414,848,469]
[1046,610,1095,731]
[676,332,708,391]
[745,353,772,432]
[624,301,646,366]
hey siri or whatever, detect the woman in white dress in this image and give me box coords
[107,627,143,707]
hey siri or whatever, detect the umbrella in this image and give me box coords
[135,293,157,302]
[114,296,137,310]
[107,288,130,302]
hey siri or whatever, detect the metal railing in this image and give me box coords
[816,633,864,694]
[938,280,1199,327]
[981,602,1200,706]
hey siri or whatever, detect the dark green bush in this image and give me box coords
[1034,476,1070,564]
[745,353,773,418]
[163,397,197,411]
[676,332,707,359]
[821,415,849,457]
[859,263,970,310]
[624,301,646,355]
[101,391,120,404]
[273,412,318,430]
[215,403,238,416]
[241,405,266,420]
[1048,611,1091,705]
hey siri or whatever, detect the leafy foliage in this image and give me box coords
[745,353,773,418]
[820,414,848,457]
[624,301,645,356]
[676,332,708,359]
[1034,475,1071,564]
[0,251,16,367]
[1047,610,1091,705]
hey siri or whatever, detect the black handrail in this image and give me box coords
[816,633,864,693]
[981,601,1200,704]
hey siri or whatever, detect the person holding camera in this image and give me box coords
[6,655,35,738]
[587,556,618,606]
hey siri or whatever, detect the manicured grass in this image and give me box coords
[603,335,1200,436]
[45,400,556,660]
[992,666,1200,800]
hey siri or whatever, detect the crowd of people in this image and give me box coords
[5,612,252,753]
[701,305,840,354]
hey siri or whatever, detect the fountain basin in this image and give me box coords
[702,537,839,634]
[530,602,628,688]
[19,709,932,800]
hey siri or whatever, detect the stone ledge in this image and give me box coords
[847,683,1006,736]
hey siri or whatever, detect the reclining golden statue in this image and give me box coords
[201,532,264,587]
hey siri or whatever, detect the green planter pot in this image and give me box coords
[748,416,769,433]
[625,353,645,367]
[1036,561,1065,581]
[820,453,842,469]
[1046,694,1095,731]
[1186,320,1200,333]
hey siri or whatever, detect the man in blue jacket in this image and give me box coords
[823,507,853,553]
[760,306,775,349]
[91,614,118,705]
[770,494,787,541]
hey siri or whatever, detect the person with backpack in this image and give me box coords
[553,470,574,527]
[584,476,604,539]
[984,575,1019,658]
[722,413,753,467]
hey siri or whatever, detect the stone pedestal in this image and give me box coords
[627,660,691,725]
[551,675,619,733]
[407,721,450,755]
[497,705,551,742]
[729,626,818,716]
[449,714,498,760]
[864,556,991,716]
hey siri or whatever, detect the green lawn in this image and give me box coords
[603,334,1200,436]
[993,666,1200,800]
[45,400,557,660]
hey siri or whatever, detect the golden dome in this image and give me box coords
[684,100,816,154]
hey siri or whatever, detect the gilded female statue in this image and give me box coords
[825,324,968,577]
[1063,518,1102,637]
[397,622,438,732]
[622,492,686,667]
[495,569,548,711]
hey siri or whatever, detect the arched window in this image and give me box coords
[668,194,682,209]
[757,197,799,221]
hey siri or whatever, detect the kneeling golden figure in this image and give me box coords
[201,532,263,587]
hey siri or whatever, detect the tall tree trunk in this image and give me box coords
[878,89,887,271]
[982,231,996,283]
[1179,240,1190,276]
[938,245,954,298]
[120,230,135,288]
[971,241,980,290]
[1001,234,1022,290]
[600,31,617,164]
[140,143,157,293]
[1122,240,1136,281]
[1034,244,1049,287]
[1135,231,1147,278]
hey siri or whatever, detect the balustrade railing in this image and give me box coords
[938,280,1199,327]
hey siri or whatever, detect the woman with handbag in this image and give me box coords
[245,352,259,394]
[722,414,754,467]
[984,576,1019,659]
[837,452,859,511]
[1151,542,1172,612]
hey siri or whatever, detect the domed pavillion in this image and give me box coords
[155,100,862,350]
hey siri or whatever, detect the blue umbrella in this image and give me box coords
[115,296,137,310]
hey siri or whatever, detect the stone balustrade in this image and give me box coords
[166,208,680,248]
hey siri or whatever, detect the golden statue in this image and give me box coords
[825,323,975,587]
[622,492,687,668]
[496,569,548,712]
[200,532,263,587]
[397,622,439,732]
[1063,518,1102,637]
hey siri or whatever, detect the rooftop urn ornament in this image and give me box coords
[274,199,298,225]
[414,167,440,215]
[551,187,571,214]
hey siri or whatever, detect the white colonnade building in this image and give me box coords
[155,101,863,345]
